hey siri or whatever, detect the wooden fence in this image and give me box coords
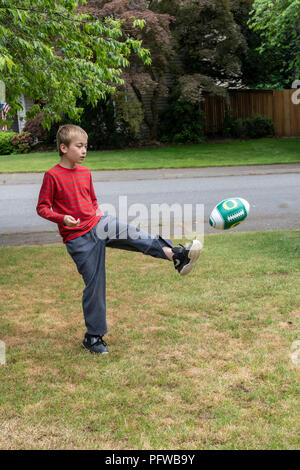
[202,89,300,137]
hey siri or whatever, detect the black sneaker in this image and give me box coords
[172,240,202,276]
[82,334,109,354]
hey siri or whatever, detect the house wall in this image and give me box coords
[10,95,34,133]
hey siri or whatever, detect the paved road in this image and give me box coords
[0,164,299,246]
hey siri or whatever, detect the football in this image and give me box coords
[209,197,250,230]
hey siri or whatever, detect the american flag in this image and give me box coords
[0,102,11,131]
[2,103,10,114]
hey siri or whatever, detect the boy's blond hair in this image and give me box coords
[56,124,88,156]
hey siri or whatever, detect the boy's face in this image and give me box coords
[60,135,88,167]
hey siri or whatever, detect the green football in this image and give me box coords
[209,197,250,230]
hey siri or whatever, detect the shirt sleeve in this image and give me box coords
[36,172,65,224]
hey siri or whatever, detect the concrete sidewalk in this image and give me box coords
[0,163,300,185]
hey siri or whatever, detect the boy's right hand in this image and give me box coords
[63,215,80,227]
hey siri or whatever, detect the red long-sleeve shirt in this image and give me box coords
[36,164,102,243]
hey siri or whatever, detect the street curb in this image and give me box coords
[1,163,300,185]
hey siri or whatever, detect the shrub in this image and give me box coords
[11,132,34,154]
[222,109,234,138]
[79,97,136,149]
[23,113,47,140]
[47,95,137,150]
[230,118,247,138]
[0,131,16,155]
[222,111,274,139]
[159,95,205,144]
[244,114,274,138]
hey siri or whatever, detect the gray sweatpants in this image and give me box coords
[66,215,173,336]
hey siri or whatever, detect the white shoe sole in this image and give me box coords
[180,240,202,276]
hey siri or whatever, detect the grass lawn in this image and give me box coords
[0,230,299,450]
[0,137,299,173]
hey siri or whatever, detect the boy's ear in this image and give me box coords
[60,143,68,155]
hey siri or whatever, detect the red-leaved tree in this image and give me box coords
[80,0,175,139]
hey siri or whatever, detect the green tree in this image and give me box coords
[230,0,291,88]
[249,0,300,81]
[0,0,150,128]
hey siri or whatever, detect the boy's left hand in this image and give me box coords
[63,215,80,227]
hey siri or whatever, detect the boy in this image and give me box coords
[36,124,202,354]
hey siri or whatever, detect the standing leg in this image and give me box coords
[66,229,108,338]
